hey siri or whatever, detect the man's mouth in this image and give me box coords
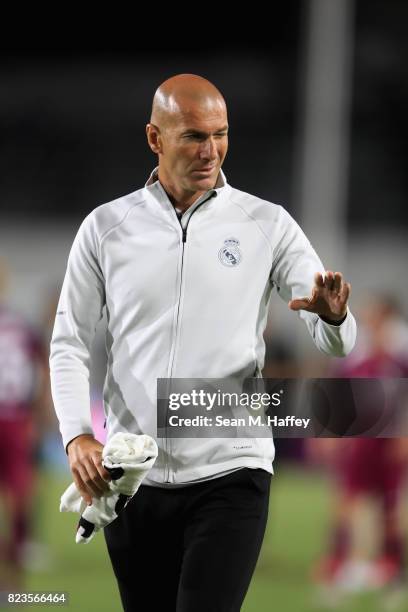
[192,165,217,175]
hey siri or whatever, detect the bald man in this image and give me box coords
[50,74,357,611]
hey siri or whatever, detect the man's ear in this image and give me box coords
[146,123,162,154]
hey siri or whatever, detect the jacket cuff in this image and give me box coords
[318,311,348,326]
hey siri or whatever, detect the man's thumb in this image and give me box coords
[288,297,310,311]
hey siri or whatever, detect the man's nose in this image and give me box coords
[199,138,217,160]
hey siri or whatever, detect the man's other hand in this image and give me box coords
[67,434,112,505]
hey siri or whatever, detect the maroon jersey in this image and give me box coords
[0,305,44,419]
[332,338,408,493]
[337,350,408,379]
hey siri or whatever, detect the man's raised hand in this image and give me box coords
[288,271,351,323]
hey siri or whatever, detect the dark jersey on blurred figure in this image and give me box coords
[334,343,408,493]
[0,305,44,419]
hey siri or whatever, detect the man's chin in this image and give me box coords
[189,173,218,191]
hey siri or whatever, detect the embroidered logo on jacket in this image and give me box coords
[218,238,242,267]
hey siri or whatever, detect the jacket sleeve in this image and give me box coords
[270,206,357,357]
[49,212,106,451]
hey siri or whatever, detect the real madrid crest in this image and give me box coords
[218,237,242,267]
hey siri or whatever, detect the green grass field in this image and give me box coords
[9,466,408,611]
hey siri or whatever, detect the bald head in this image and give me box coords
[146,74,229,207]
[150,74,227,129]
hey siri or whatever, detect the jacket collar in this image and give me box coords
[144,167,228,222]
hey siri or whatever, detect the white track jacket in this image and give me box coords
[50,169,357,486]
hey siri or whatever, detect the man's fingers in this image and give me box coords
[95,461,112,487]
[333,272,343,293]
[72,469,93,506]
[78,463,104,498]
[324,270,335,290]
[314,272,324,287]
[90,452,112,488]
[73,460,107,501]
[83,458,111,495]
[339,281,351,303]
[316,270,346,293]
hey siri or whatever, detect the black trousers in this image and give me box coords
[104,467,271,612]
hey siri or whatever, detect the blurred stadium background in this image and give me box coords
[1,0,408,610]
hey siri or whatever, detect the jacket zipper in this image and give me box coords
[164,191,216,483]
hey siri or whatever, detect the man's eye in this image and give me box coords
[184,133,227,140]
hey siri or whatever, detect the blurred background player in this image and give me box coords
[0,259,52,588]
[310,292,408,591]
